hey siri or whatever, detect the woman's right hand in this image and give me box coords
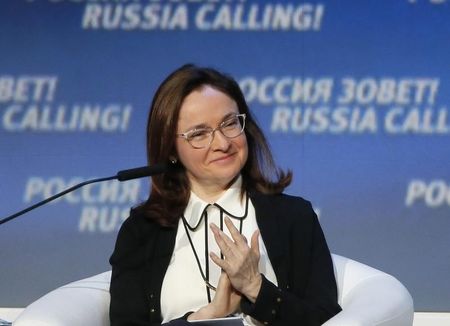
[187,272,241,320]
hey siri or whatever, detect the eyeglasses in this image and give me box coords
[177,114,246,149]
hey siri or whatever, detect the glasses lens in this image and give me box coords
[187,129,211,149]
[184,115,246,149]
[221,115,245,138]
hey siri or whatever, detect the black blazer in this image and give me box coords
[109,192,341,326]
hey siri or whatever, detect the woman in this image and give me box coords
[109,64,341,325]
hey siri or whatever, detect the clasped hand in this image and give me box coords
[188,216,262,321]
[210,216,262,303]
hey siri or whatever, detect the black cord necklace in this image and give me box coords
[181,195,249,303]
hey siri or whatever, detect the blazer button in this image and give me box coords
[150,308,156,313]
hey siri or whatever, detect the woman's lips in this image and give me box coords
[210,152,236,164]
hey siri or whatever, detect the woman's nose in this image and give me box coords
[210,129,231,151]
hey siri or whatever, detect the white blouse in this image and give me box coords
[160,177,278,325]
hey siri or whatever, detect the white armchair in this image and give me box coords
[13,254,414,326]
[323,254,413,326]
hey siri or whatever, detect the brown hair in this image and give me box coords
[136,64,292,226]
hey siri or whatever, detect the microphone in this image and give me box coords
[116,163,169,181]
[0,163,170,226]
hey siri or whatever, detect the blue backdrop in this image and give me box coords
[1,0,449,311]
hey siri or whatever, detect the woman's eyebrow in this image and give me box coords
[221,112,236,121]
[185,122,209,131]
[184,112,237,131]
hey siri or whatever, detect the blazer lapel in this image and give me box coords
[250,192,288,289]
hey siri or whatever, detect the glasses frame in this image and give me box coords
[177,113,246,149]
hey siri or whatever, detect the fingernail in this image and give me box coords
[210,223,220,234]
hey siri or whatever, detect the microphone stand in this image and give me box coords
[0,176,116,226]
[0,164,169,226]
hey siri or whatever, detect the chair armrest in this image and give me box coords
[14,271,111,326]
[323,273,413,326]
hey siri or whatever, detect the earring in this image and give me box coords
[170,157,178,164]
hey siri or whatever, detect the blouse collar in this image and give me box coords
[184,176,246,228]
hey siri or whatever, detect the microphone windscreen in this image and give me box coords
[116,163,169,181]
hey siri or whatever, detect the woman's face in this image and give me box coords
[175,85,248,195]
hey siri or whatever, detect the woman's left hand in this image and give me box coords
[210,216,262,303]
[187,271,241,321]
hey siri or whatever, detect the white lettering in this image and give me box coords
[271,106,377,134]
[195,4,324,31]
[0,76,57,103]
[79,206,129,233]
[405,180,450,208]
[82,4,188,30]
[240,77,333,105]
[384,107,449,134]
[2,104,133,132]
[23,177,141,205]
[338,78,439,105]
